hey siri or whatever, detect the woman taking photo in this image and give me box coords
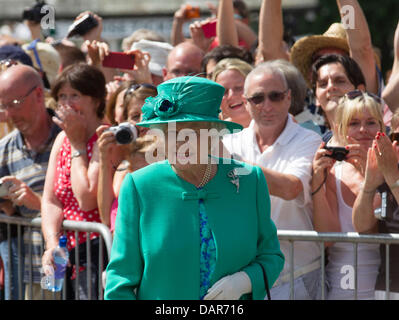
[104,76,284,300]
[97,82,158,233]
[41,63,107,300]
[312,90,385,299]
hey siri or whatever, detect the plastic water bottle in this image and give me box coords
[41,235,69,292]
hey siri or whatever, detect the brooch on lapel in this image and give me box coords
[228,168,240,194]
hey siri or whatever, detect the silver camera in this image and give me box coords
[107,122,138,145]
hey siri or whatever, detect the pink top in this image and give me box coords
[54,134,101,251]
[110,198,118,233]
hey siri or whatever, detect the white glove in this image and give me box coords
[203,271,252,300]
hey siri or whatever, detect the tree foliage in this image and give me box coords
[283,0,399,76]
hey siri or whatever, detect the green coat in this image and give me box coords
[105,158,284,300]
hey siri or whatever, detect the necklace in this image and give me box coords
[197,158,213,188]
[173,157,213,188]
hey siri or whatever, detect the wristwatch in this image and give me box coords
[71,149,86,159]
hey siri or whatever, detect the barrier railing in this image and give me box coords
[1,213,399,300]
[277,230,399,300]
[0,213,112,300]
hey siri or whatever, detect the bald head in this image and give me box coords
[0,64,47,137]
[0,64,43,93]
[163,42,204,80]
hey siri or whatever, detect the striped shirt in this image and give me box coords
[0,110,60,284]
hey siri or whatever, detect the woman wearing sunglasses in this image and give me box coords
[312,91,385,299]
[96,83,158,235]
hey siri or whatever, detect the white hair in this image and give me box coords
[244,61,289,96]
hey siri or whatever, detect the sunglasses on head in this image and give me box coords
[245,90,288,105]
[0,59,19,70]
[345,90,382,104]
[124,83,157,100]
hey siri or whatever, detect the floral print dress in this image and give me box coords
[198,195,217,299]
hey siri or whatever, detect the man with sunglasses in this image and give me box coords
[0,64,60,300]
[223,61,323,300]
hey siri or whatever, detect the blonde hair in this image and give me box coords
[335,93,385,145]
[212,58,253,82]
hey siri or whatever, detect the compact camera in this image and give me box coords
[0,180,12,198]
[66,14,99,38]
[22,1,47,23]
[324,146,349,161]
[107,122,138,145]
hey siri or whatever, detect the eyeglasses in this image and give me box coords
[345,90,382,104]
[124,83,157,100]
[245,90,288,105]
[0,86,37,111]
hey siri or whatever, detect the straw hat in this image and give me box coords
[137,76,243,133]
[290,23,381,88]
[290,23,350,87]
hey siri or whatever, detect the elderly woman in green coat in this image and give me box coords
[104,76,284,300]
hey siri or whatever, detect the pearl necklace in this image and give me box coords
[173,158,213,188]
[197,158,213,188]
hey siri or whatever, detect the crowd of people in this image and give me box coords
[0,0,398,301]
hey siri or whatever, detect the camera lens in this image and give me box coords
[115,128,134,144]
[334,152,347,161]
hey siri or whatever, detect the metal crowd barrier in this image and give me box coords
[0,213,112,300]
[277,230,399,300]
[1,213,399,300]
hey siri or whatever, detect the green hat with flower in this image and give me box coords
[137,76,243,133]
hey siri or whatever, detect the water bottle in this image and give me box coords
[41,235,69,292]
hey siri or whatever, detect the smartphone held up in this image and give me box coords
[102,52,136,70]
[201,20,217,38]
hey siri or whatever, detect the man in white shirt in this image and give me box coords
[223,61,322,299]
